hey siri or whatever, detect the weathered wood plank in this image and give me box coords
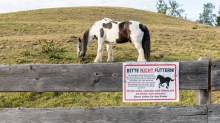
[0,106,207,123]
[196,57,211,105]
[0,61,209,92]
[211,60,220,90]
[0,63,122,92]
[208,104,220,123]
[179,60,209,90]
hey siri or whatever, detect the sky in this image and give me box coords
[0,0,219,21]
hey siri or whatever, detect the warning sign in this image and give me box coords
[123,62,179,102]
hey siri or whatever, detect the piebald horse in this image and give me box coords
[77,18,150,62]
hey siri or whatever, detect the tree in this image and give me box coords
[216,6,220,26]
[156,0,185,18]
[197,3,216,26]
[168,0,185,18]
[156,0,168,14]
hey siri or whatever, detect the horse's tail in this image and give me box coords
[170,79,174,81]
[140,24,150,61]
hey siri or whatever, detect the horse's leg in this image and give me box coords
[161,83,164,87]
[133,42,146,62]
[166,82,169,89]
[94,39,104,63]
[106,42,114,62]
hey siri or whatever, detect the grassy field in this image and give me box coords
[0,7,220,108]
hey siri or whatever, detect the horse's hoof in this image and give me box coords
[137,59,147,62]
[94,60,102,63]
[107,59,113,62]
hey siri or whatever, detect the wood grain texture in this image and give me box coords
[196,57,211,105]
[0,106,207,123]
[208,104,220,123]
[0,61,209,92]
[211,60,220,90]
[179,60,209,90]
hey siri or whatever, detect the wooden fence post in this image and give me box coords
[196,57,211,105]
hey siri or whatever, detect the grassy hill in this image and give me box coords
[0,7,220,108]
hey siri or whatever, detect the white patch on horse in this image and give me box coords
[77,18,150,62]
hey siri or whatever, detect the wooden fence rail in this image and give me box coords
[1,58,220,122]
[0,60,209,92]
[0,106,208,123]
[211,60,220,90]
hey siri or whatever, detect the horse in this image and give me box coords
[77,18,150,63]
[156,75,174,89]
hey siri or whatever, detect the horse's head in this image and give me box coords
[77,37,86,58]
[156,75,161,80]
[77,29,91,58]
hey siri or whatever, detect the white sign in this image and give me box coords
[123,62,179,102]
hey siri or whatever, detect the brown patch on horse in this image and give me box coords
[100,28,104,37]
[116,21,132,43]
[102,22,112,29]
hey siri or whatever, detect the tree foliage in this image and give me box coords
[168,0,185,18]
[196,3,216,26]
[156,0,168,14]
[216,6,220,26]
[156,0,184,18]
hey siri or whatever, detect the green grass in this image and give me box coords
[0,7,220,108]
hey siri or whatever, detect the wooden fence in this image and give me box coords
[1,58,220,122]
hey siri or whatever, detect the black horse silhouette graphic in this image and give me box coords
[156,75,174,89]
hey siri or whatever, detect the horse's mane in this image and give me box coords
[92,18,113,26]
[158,75,164,78]
[81,28,90,53]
